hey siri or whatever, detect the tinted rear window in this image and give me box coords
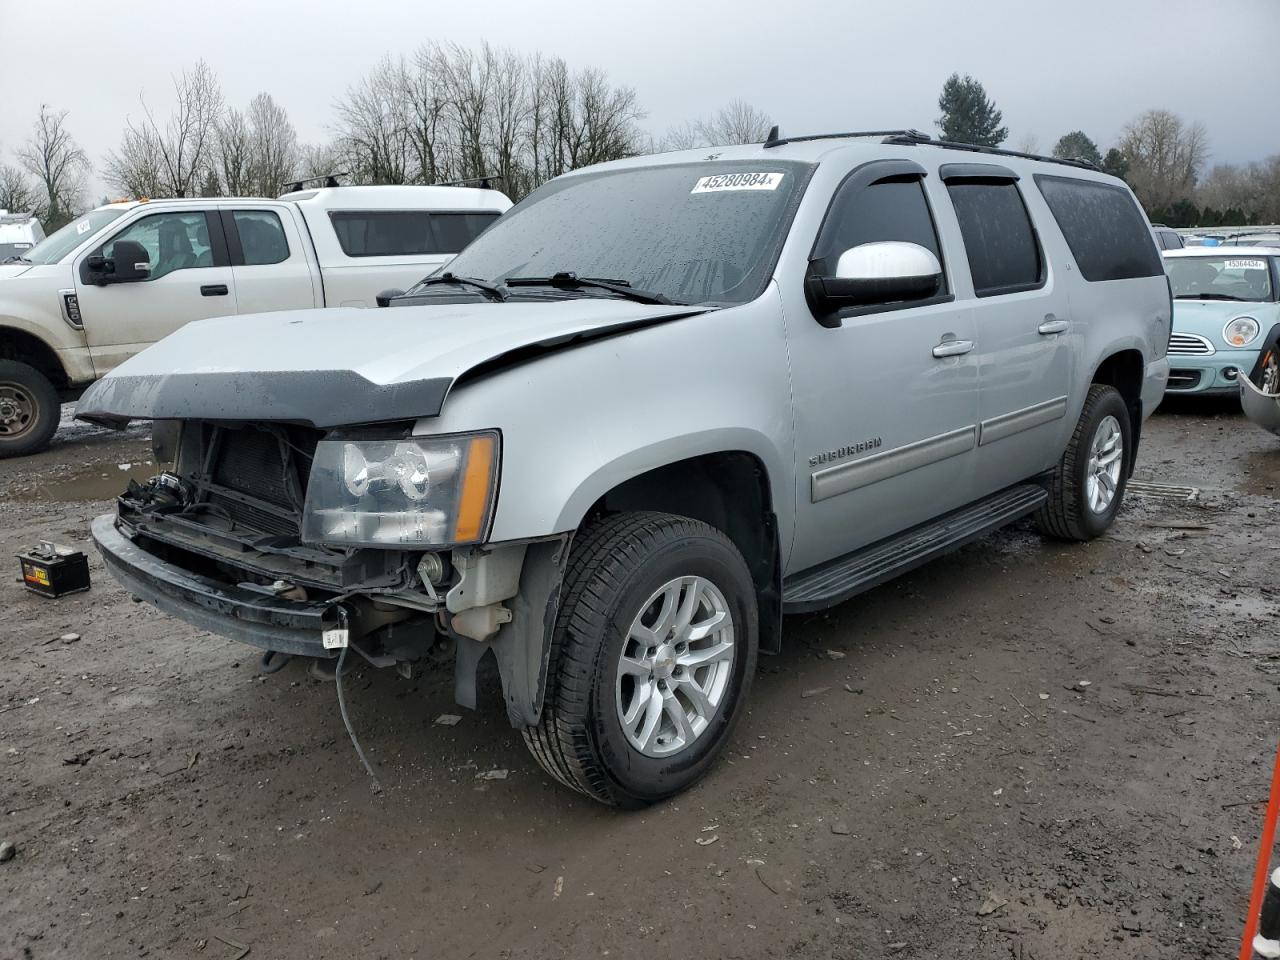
[946,180,1042,297]
[329,211,500,257]
[1035,176,1163,282]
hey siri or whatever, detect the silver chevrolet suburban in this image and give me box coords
[79,130,1171,807]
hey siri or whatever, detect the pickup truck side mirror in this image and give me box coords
[90,240,152,285]
[806,241,943,325]
[375,288,405,308]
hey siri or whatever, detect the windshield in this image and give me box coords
[20,208,128,265]
[0,242,34,261]
[1167,255,1274,302]
[433,160,814,306]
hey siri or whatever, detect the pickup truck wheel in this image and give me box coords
[523,511,758,807]
[0,360,59,459]
[1035,384,1131,541]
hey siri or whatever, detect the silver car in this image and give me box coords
[79,130,1171,806]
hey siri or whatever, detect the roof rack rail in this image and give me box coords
[764,127,1099,171]
[763,128,930,149]
[280,172,348,193]
[434,174,505,190]
[881,133,1098,170]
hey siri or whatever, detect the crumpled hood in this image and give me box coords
[76,299,707,428]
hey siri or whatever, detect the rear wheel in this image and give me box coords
[523,511,758,807]
[1035,384,1131,541]
[0,360,59,459]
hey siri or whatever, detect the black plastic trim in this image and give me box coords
[939,162,1019,182]
[76,369,452,429]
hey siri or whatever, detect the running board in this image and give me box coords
[782,484,1048,613]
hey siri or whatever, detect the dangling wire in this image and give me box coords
[334,642,382,794]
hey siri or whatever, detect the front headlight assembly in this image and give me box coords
[302,431,499,547]
[1224,316,1260,348]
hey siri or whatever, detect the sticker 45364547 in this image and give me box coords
[691,172,784,194]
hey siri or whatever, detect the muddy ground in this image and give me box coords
[1,400,1278,960]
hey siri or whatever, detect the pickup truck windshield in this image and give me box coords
[439,160,814,306]
[20,208,127,265]
[1167,255,1275,302]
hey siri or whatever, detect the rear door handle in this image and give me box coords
[932,338,974,358]
[1038,317,1070,335]
[200,284,229,297]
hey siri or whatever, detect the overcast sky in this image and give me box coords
[2,0,1277,200]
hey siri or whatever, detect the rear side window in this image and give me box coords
[232,210,290,265]
[329,210,501,257]
[946,181,1043,297]
[1035,176,1163,282]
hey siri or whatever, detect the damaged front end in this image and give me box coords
[94,419,567,727]
[1240,324,1280,438]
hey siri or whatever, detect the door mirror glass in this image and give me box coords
[105,239,151,283]
[810,241,942,312]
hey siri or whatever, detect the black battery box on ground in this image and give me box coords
[17,541,91,599]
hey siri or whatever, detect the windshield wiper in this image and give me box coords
[1,256,31,264]
[1175,293,1247,301]
[505,272,678,305]
[415,272,507,302]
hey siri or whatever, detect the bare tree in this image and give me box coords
[1013,133,1041,155]
[1117,109,1209,212]
[332,56,414,184]
[215,106,253,196]
[102,123,165,199]
[1198,156,1280,224]
[660,100,771,151]
[700,99,772,146]
[108,60,224,198]
[0,162,41,214]
[245,93,299,196]
[15,105,88,229]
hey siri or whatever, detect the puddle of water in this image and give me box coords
[18,461,156,502]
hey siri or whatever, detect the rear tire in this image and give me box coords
[523,511,758,807]
[0,360,59,459]
[1035,384,1131,541]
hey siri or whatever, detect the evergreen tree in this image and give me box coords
[936,74,1008,147]
[1101,148,1130,181]
[1051,131,1103,167]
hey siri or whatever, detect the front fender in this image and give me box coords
[552,428,789,533]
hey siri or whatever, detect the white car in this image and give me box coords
[0,210,45,263]
[0,183,511,456]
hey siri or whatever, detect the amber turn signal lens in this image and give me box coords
[452,435,498,543]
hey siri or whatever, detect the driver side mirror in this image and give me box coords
[375,287,405,308]
[806,241,943,325]
[88,239,151,285]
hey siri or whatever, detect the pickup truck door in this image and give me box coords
[220,205,321,314]
[937,167,1074,495]
[784,161,980,574]
[73,209,237,376]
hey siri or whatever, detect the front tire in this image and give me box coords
[1035,384,1131,541]
[0,360,59,459]
[523,511,758,807]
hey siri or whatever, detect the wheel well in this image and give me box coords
[1091,349,1144,476]
[0,327,68,390]
[587,452,783,654]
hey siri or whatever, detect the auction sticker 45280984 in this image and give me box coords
[691,172,784,193]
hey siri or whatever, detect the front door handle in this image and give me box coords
[932,338,974,358]
[200,284,229,297]
[1038,317,1070,335]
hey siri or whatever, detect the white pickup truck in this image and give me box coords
[0,183,512,456]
